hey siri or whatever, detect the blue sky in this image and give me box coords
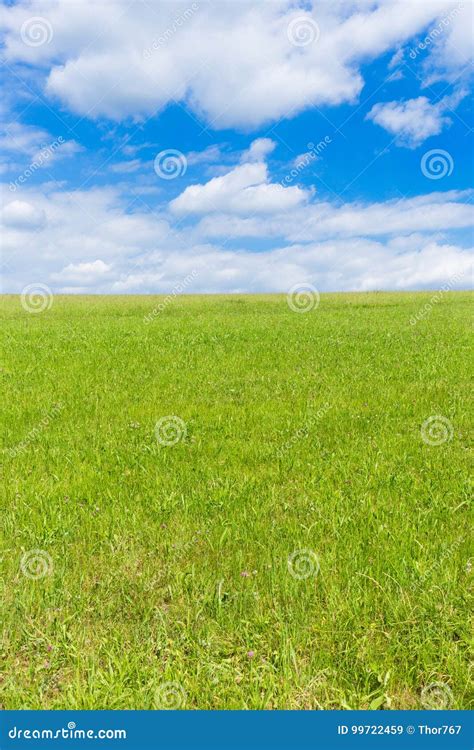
[1,0,473,293]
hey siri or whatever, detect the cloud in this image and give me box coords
[32,138,83,164]
[388,48,404,69]
[0,0,457,129]
[195,190,474,241]
[51,259,112,284]
[0,122,77,155]
[0,123,56,155]
[1,176,472,295]
[366,90,466,147]
[170,160,308,215]
[240,138,276,163]
[0,122,82,178]
[411,2,473,85]
[110,159,145,174]
[186,145,225,167]
[1,125,472,295]
[2,199,46,229]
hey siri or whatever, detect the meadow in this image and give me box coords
[1,291,472,710]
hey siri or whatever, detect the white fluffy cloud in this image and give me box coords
[0,122,81,164]
[194,189,474,241]
[414,3,474,85]
[51,260,112,284]
[170,159,309,215]
[366,91,466,147]
[2,199,46,229]
[2,175,472,294]
[241,138,276,163]
[0,0,464,128]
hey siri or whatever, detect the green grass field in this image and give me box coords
[1,292,472,710]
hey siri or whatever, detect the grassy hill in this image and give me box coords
[1,292,472,709]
